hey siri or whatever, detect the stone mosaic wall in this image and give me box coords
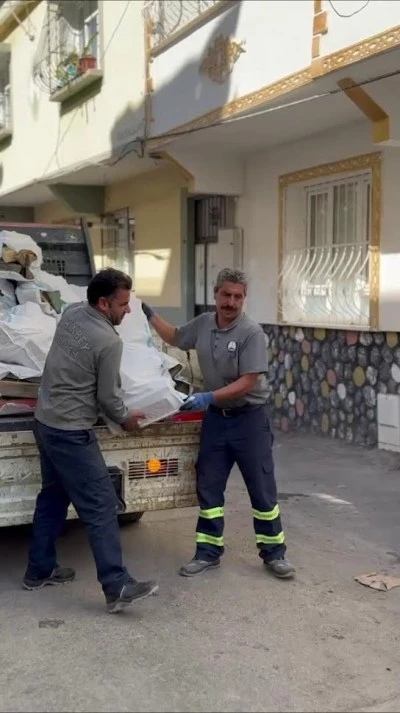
[262,325,400,447]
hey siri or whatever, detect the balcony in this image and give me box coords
[33,0,102,103]
[144,0,224,52]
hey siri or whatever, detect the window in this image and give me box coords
[279,160,378,329]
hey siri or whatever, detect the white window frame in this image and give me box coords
[280,169,373,329]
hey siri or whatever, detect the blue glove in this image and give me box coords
[180,392,215,412]
[141,302,154,321]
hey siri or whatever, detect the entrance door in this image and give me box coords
[194,196,242,315]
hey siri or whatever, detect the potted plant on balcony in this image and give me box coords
[78,33,98,74]
[55,50,80,87]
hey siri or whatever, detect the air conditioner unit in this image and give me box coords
[377,393,400,451]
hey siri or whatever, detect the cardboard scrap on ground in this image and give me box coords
[355,571,400,592]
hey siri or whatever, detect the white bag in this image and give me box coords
[0,302,56,380]
[0,279,16,309]
[105,297,185,431]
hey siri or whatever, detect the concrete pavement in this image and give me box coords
[0,433,400,712]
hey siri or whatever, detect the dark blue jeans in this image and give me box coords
[25,420,132,596]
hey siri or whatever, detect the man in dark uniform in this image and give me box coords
[141,268,295,579]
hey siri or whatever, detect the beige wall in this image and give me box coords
[105,166,188,309]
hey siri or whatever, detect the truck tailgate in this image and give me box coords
[0,419,202,527]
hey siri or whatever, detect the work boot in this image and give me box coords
[23,566,76,590]
[179,558,220,577]
[264,558,295,579]
[106,579,159,613]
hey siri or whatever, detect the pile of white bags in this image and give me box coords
[0,229,187,428]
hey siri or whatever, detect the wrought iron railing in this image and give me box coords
[33,0,99,95]
[278,242,371,327]
[144,0,221,48]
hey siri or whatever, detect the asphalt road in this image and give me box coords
[1,433,400,713]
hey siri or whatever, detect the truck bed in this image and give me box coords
[0,417,202,527]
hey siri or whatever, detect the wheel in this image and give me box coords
[118,511,144,525]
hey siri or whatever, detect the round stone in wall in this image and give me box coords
[284,353,293,370]
[327,369,337,387]
[373,333,384,346]
[366,365,378,386]
[301,355,309,372]
[386,332,398,348]
[314,328,326,341]
[285,371,293,389]
[321,380,330,398]
[288,390,296,405]
[382,345,394,364]
[295,328,304,342]
[391,363,400,383]
[362,385,376,407]
[370,346,381,367]
[331,341,340,360]
[347,345,357,364]
[353,366,366,387]
[346,331,358,346]
[321,413,329,434]
[378,381,388,394]
[275,393,283,409]
[337,383,346,400]
[357,347,368,368]
[295,399,304,416]
[315,359,326,380]
[360,332,373,347]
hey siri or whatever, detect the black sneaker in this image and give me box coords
[179,558,220,577]
[106,580,159,613]
[23,566,76,590]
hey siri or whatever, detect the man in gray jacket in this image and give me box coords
[23,268,158,613]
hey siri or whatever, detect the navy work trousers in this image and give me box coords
[25,420,131,596]
[195,405,286,563]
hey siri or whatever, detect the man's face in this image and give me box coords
[214,281,245,323]
[98,288,131,325]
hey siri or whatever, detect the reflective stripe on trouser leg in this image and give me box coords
[196,507,224,550]
[253,506,285,547]
[231,406,287,562]
[195,410,234,562]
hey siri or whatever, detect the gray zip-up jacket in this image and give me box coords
[35,301,128,430]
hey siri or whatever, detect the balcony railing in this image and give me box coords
[144,0,221,49]
[279,242,371,328]
[33,0,102,100]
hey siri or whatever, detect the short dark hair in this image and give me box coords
[87,268,132,306]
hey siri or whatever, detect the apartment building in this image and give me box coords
[1,0,400,446]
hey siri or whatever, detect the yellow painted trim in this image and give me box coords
[147,66,314,150]
[0,0,40,41]
[312,36,321,59]
[149,1,237,58]
[147,24,400,147]
[312,24,400,78]
[313,11,328,36]
[337,77,390,143]
[277,152,382,329]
